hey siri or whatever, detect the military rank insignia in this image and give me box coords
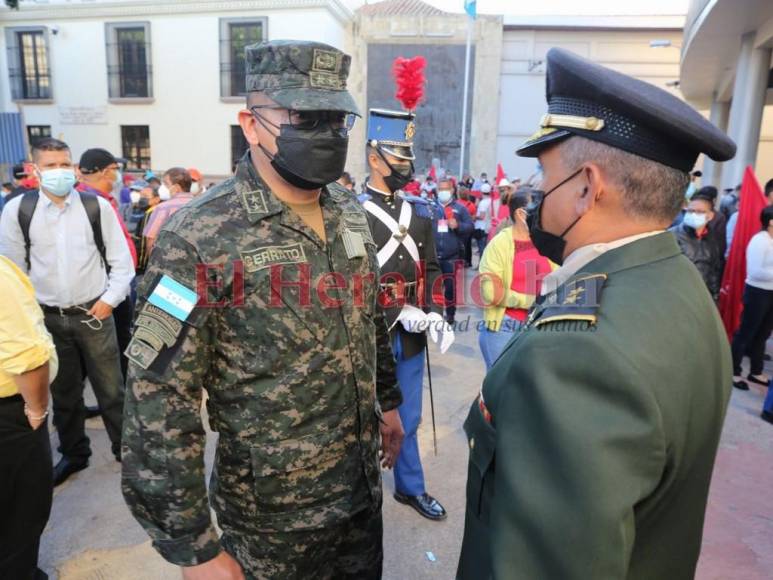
[528,273,607,330]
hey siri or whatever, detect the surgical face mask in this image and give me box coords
[683,211,708,230]
[190,181,201,195]
[254,112,349,190]
[437,189,453,205]
[130,191,141,204]
[38,167,76,197]
[113,169,123,191]
[526,168,585,265]
[158,184,171,201]
[378,150,414,193]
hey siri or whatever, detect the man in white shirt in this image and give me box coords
[0,138,135,486]
[473,182,493,258]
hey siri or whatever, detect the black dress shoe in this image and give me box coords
[762,411,773,425]
[53,457,89,487]
[85,405,101,419]
[394,492,448,521]
[747,374,770,387]
[733,379,749,391]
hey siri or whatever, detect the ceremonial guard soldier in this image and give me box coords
[363,103,453,521]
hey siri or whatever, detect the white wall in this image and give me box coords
[1,3,348,178]
[496,29,683,181]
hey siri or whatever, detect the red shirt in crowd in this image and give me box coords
[505,239,552,322]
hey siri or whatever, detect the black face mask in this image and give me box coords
[377,149,414,193]
[526,168,585,265]
[254,113,349,190]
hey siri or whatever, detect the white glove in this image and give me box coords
[396,304,429,333]
[426,312,455,354]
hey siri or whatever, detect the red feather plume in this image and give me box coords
[392,56,426,111]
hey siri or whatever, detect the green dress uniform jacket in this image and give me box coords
[121,156,401,566]
[458,232,731,580]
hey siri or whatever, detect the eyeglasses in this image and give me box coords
[250,106,356,132]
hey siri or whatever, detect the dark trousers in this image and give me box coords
[464,237,473,266]
[112,295,134,380]
[0,395,52,580]
[731,284,773,376]
[474,229,488,259]
[439,258,463,321]
[44,311,124,460]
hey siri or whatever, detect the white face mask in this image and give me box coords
[683,212,708,230]
[158,184,171,201]
[130,191,141,204]
[39,167,76,197]
[190,182,201,195]
[437,189,453,205]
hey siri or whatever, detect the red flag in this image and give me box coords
[718,166,768,339]
[495,163,506,185]
[428,165,437,181]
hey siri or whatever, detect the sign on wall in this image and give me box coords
[59,106,109,125]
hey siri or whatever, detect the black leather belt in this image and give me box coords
[0,394,23,405]
[39,297,99,316]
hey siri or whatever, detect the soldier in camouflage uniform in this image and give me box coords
[121,40,404,580]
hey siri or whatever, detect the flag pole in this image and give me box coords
[459,14,473,179]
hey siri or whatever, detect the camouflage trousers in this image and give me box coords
[220,505,383,580]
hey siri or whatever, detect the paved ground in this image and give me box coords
[39,272,773,579]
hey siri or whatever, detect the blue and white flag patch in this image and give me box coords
[148,275,198,322]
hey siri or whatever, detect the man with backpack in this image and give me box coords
[0,138,134,486]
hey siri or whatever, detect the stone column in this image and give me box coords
[723,31,771,190]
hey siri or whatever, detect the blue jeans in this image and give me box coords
[479,315,522,371]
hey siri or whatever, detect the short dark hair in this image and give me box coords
[694,185,718,203]
[761,206,773,231]
[339,171,353,187]
[31,138,70,161]
[508,189,531,219]
[765,178,773,197]
[2,182,12,189]
[164,167,192,192]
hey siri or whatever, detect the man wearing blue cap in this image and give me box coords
[363,108,452,521]
[458,48,736,579]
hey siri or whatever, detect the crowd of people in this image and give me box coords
[0,37,771,580]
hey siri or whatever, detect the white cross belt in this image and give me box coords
[363,200,421,268]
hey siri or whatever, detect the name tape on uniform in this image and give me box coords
[148,275,198,322]
[241,242,307,273]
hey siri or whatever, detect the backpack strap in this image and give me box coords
[18,191,40,272]
[78,192,111,275]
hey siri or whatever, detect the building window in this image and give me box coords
[106,23,152,99]
[5,27,52,100]
[121,125,151,170]
[220,18,267,98]
[27,125,52,147]
[231,126,249,171]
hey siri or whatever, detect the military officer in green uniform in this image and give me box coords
[457,48,736,580]
[121,40,404,580]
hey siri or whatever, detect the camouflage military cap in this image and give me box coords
[246,40,359,115]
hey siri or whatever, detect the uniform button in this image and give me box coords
[418,242,423,247]
[399,255,403,260]
[469,438,475,450]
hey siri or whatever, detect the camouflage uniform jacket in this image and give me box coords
[121,155,401,566]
